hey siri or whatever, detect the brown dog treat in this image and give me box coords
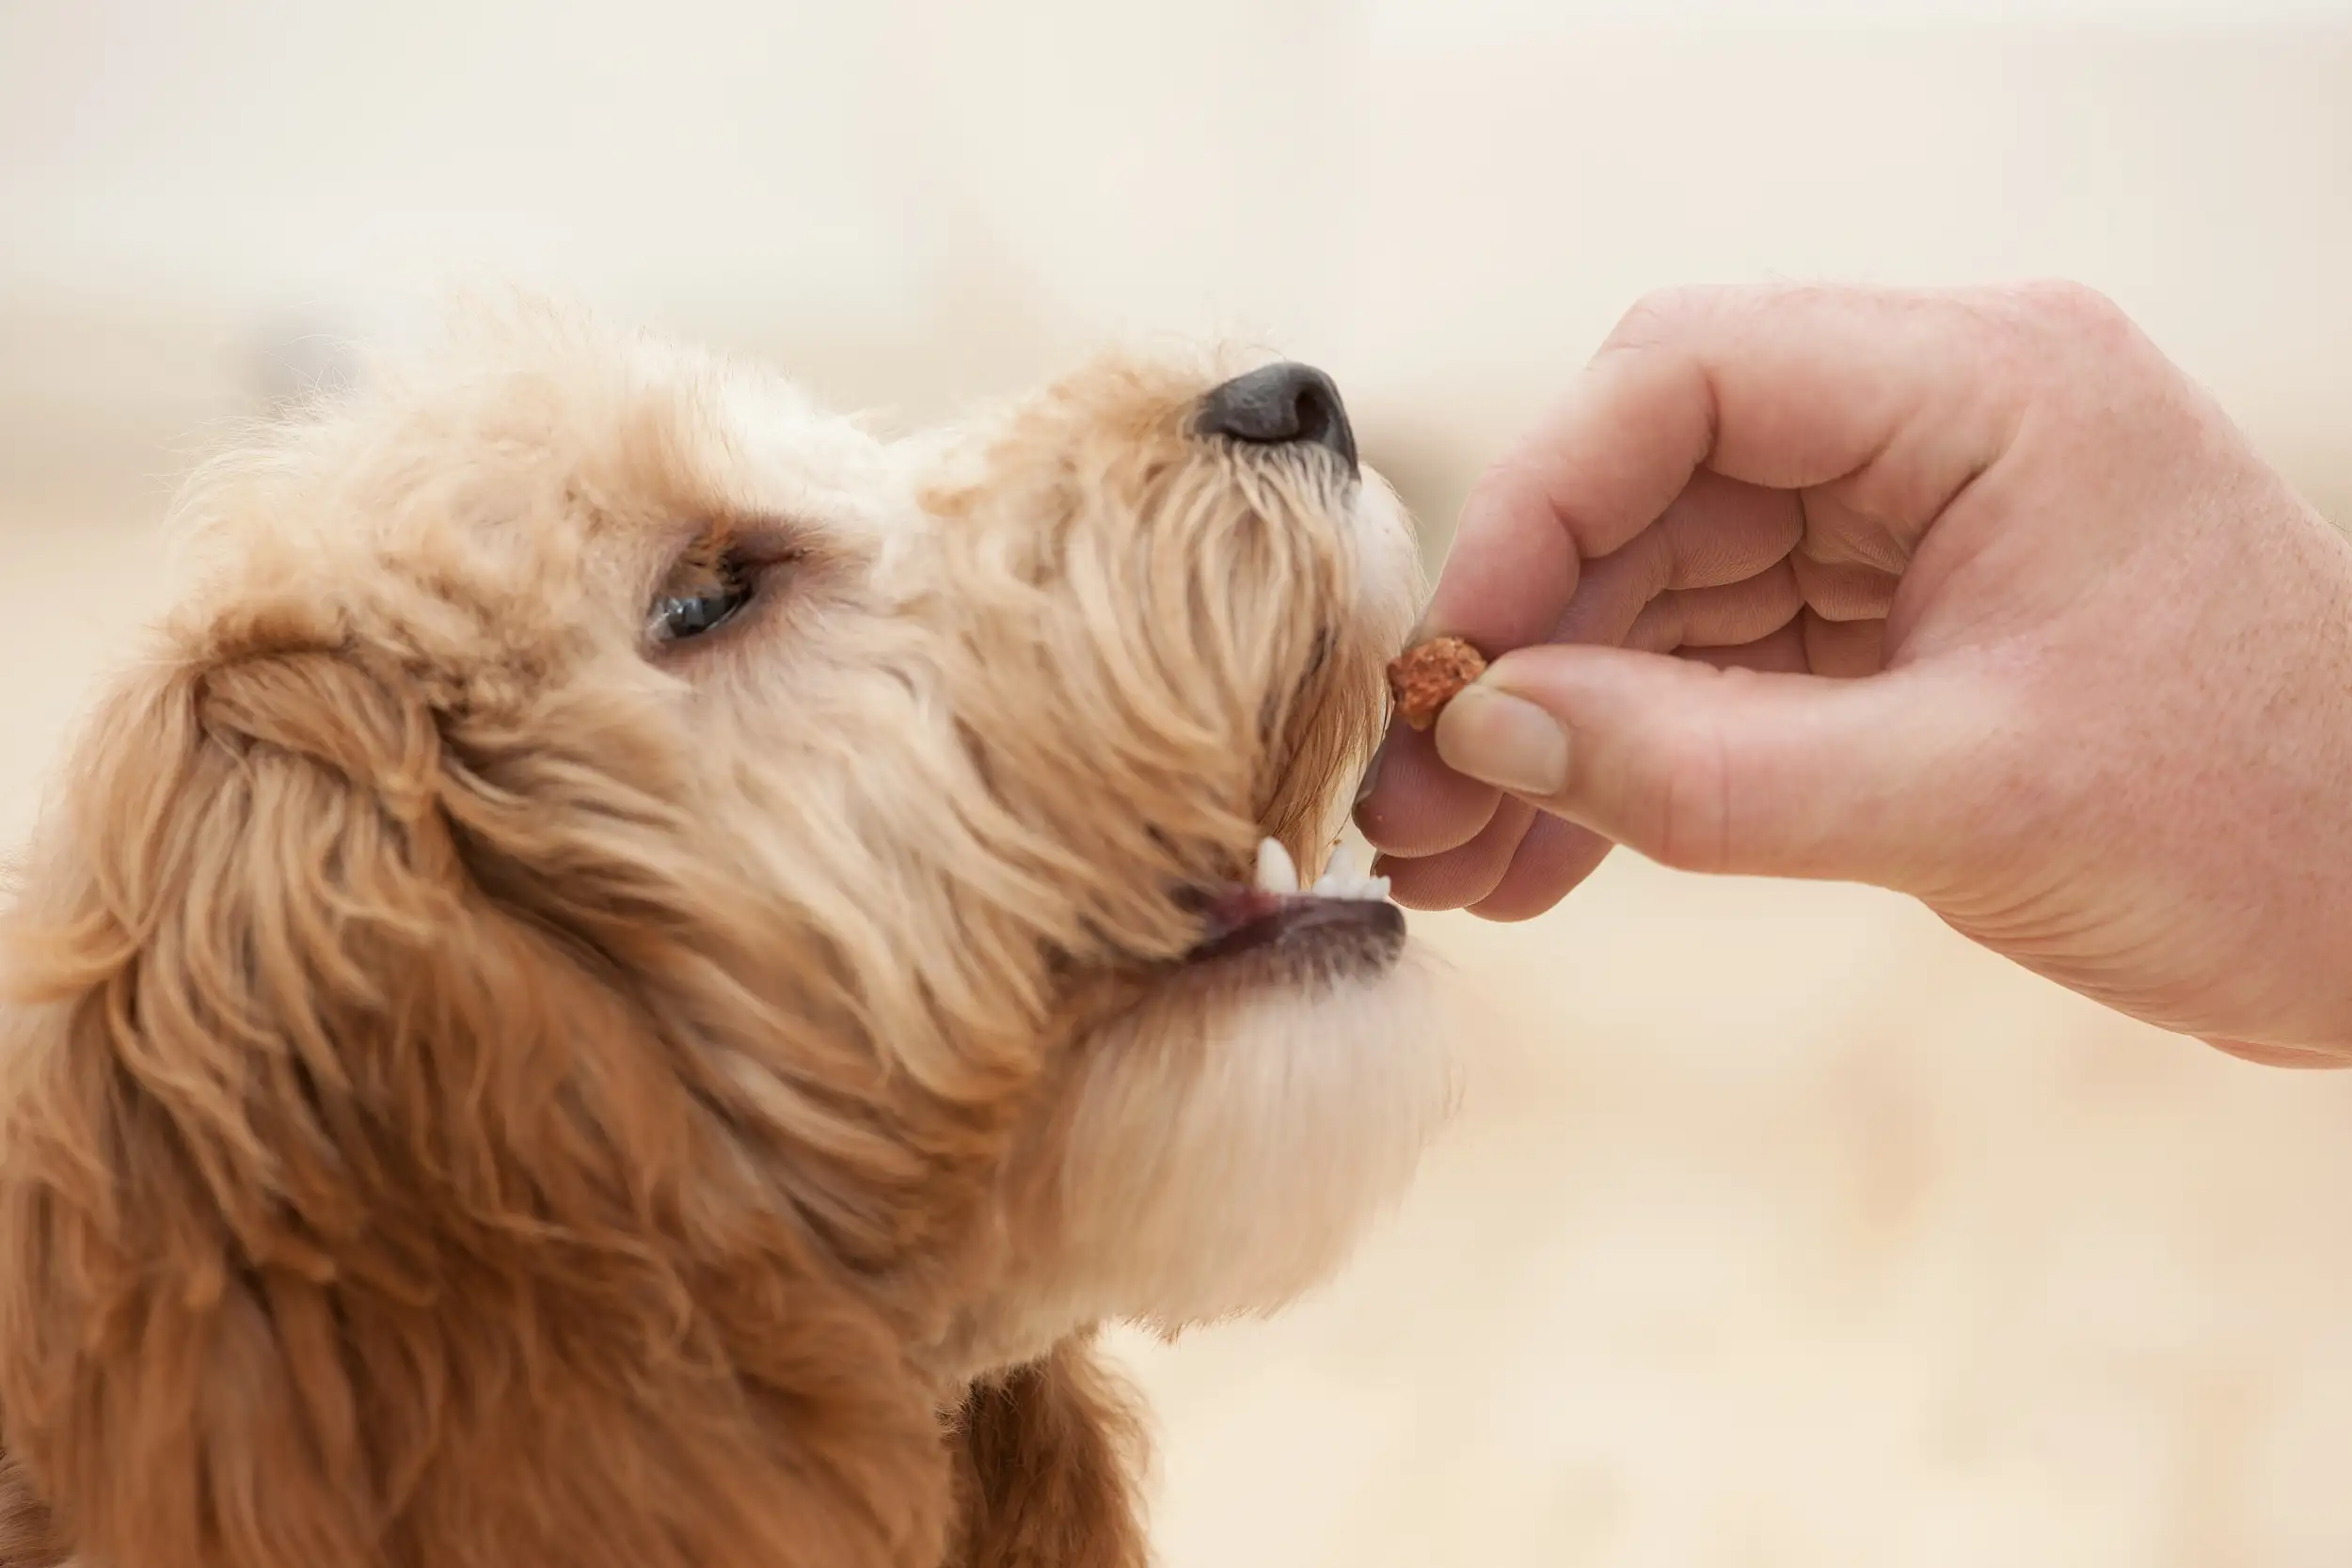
[1386,636,1487,731]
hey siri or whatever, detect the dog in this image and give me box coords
[0,301,1453,1567]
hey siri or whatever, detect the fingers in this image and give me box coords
[1353,724,1501,859]
[1624,562,1804,654]
[1379,797,1537,911]
[1687,618,1810,673]
[1367,282,2033,904]
[1424,283,2023,660]
[1427,341,1696,653]
[1364,476,1825,870]
[1367,618,1885,919]
[1375,801,1613,923]
[1800,612,1885,677]
[1553,470,1804,646]
[1467,814,1613,922]
[1432,644,1978,887]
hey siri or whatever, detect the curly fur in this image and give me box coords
[0,300,1448,1567]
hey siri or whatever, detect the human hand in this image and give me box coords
[1357,283,2352,1064]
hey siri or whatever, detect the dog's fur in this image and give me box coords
[0,302,1448,1567]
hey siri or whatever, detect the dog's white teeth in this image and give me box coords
[1258,836,1391,903]
[1255,836,1300,895]
[1309,847,1394,903]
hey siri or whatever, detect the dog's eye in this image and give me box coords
[649,556,756,645]
[648,531,810,651]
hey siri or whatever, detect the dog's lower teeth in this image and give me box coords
[1311,873,1392,903]
[1251,835,1390,904]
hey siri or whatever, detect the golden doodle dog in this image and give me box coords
[0,303,1453,1567]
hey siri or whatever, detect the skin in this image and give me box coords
[1358,281,2352,1066]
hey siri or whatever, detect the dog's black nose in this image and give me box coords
[1194,362,1359,476]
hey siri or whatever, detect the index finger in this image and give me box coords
[1424,283,2026,656]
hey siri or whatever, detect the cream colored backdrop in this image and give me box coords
[6,2,2352,1560]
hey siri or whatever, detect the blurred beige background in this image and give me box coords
[7,2,2352,1562]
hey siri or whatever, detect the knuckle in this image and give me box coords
[1606,286,1725,353]
[2003,278,2141,356]
[2014,277,2123,323]
[1951,280,2153,420]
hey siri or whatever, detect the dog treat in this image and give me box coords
[1386,636,1487,731]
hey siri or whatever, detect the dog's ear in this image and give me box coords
[0,636,949,1568]
[948,1336,1149,1568]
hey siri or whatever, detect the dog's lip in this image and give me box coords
[1173,838,1401,964]
[1181,882,1406,963]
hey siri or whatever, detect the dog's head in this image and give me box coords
[0,304,1447,1568]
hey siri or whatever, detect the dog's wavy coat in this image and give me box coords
[0,307,1450,1567]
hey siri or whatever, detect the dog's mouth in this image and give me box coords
[1179,837,1405,972]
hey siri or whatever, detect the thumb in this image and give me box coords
[1431,645,1972,887]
